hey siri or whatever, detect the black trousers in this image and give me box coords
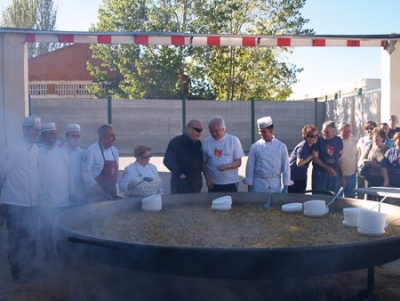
[288,179,307,193]
[4,204,39,279]
[170,174,202,194]
[208,183,238,193]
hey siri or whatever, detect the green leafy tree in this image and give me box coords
[1,0,58,58]
[89,0,313,100]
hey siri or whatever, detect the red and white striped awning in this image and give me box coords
[1,28,399,47]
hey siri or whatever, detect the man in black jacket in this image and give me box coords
[164,120,204,194]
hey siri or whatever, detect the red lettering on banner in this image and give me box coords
[60,35,74,43]
[171,36,185,45]
[313,39,326,46]
[347,40,360,47]
[381,40,386,47]
[136,35,149,44]
[207,36,221,46]
[277,38,291,47]
[25,34,35,42]
[97,35,112,44]
[242,37,256,46]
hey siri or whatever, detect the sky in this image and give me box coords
[1,0,400,100]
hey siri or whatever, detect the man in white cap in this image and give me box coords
[62,123,86,206]
[202,116,244,192]
[37,122,70,265]
[244,116,293,193]
[82,124,119,201]
[0,116,45,283]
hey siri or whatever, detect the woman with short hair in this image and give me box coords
[359,128,389,187]
[119,145,163,196]
[288,124,319,193]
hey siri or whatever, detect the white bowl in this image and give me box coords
[142,194,162,212]
[304,200,328,217]
[282,203,302,213]
[343,208,360,227]
[212,196,232,205]
[357,209,387,232]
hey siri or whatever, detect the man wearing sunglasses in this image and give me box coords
[164,119,204,194]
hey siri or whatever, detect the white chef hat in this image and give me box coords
[23,116,41,127]
[257,116,273,129]
[41,122,56,132]
[66,123,81,133]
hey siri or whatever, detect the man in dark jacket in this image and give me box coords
[164,120,204,194]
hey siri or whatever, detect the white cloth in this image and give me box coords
[82,142,119,191]
[244,137,293,193]
[357,136,373,154]
[341,134,357,176]
[0,138,41,206]
[62,145,86,198]
[202,134,244,184]
[119,161,163,196]
[38,146,70,208]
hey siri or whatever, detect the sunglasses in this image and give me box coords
[367,128,375,131]
[307,134,318,138]
[190,126,203,133]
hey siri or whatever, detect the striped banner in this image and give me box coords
[13,30,398,48]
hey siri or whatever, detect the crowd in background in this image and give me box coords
[1,113,400,284]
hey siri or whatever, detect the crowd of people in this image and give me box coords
[1,114,400,284]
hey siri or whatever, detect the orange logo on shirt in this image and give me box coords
[214,148,223,159]
[326,145,334,156]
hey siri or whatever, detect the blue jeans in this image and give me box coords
[312,168,341,194]
[342,173,356,198]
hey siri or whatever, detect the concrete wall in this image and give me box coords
[30,91,379,155]
[31,98,325,154]
[326,90,381,138]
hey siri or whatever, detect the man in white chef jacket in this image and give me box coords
[82,124,119,202]
[0,116,45,283]
[62,123,86,206]
[37,122,70,264]
[244,116,293,193]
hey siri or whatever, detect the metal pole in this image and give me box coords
[28,94,31,116]
[182,96,186,134]
[314,98,318,127]
[251,98,255,143]
[107,95,112,124]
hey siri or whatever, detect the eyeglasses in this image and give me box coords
[190,126,203,133]
[307,134,318,138]
[140,155,152,159]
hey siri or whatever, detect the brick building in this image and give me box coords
[28,44,120,98]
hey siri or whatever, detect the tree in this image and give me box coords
[89,0,313,100]
[1,0,58,58]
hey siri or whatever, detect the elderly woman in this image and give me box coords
[119,145,163,196]
[381,132,400,187]
[359,128,390,187]
[288,124,318,193]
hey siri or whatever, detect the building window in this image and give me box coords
[29,84,48,95]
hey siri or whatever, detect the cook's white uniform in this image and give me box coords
[0,138,41,206]
[38,146,70,208]
[119,161,163,196]
[244,137,293,193]
[82,142,119,192]
[62,145,86,200]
